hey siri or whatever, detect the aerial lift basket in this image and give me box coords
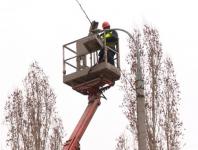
[63,34,121,95]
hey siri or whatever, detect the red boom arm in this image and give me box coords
[63,93,101,150]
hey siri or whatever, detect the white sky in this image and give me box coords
[1,0,198,149]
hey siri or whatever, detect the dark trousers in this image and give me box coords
[99,49,115,65]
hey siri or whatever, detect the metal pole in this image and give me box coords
[63,46,66,75]
[103,28,147,150]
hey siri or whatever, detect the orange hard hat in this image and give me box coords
[102,21,110,29]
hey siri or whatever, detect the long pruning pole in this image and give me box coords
[75,0,92,24]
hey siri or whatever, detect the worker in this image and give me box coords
[99,21,118,65]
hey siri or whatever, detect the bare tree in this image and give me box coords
[5,62,64,150]
[50,117,64,150]
[5,89,24,150]
[143,25,163,149]
[161,57,183,150]
[115,133,130,150]
[118,25,183,150]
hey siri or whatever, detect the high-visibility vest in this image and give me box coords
[101,31,116,47]
[103,32,113,39]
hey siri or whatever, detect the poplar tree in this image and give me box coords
[5,62,64,150]
[116,25,183,150]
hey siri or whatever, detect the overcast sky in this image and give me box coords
[1,0,198,149]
